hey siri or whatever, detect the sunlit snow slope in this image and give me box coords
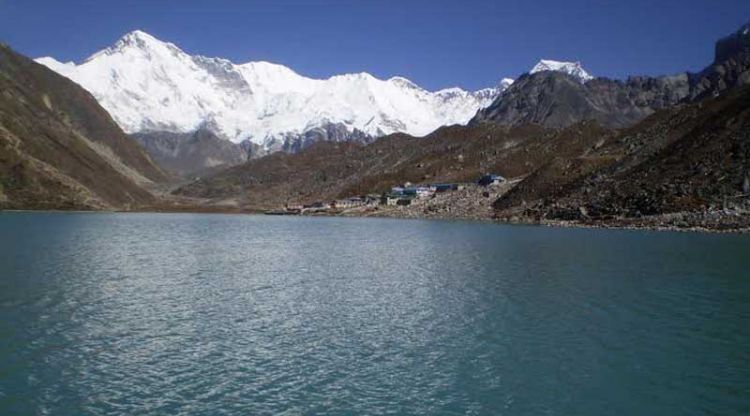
[37,30,512,149]
[529,59,593,83]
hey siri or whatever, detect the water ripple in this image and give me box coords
[0,213,749,415]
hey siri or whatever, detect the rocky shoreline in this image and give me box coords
[340,206,750,233]
[327,183,750,233]
[504,214,750,234]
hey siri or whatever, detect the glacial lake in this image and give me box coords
[0,212,748,415]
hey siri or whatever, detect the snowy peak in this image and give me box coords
[499,78,514,90]
[35,30,507,149]
[86,30,182,61]
[121,29,160,42]
[388,76,423,90]
[530,59,593,83]
[114,29,163,48]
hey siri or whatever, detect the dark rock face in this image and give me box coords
[715,22,750,63]
[133,127,247,178]
[0,44,166,210]
[474,21,750,129]
[690,22,750,100]
[472,72,689,128]
[265,122,374,154]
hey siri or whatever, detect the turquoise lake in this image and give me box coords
[0,212,748,415]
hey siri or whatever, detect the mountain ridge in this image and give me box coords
[171,21,750,230]
[472,21,750,129]
[35,30,511,151]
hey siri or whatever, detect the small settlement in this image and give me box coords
[267,174,506,215]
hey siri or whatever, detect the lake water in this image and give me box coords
[0,212,748,415]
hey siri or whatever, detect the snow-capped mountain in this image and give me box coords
[530,59,593,83]
[499,78,515,90]
[36,30,510,150]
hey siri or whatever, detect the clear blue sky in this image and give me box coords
[1,0,749,91]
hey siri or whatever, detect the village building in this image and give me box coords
[393,185,433,198]
[364,194,381,206]
[380,180,470,207]
[415,186,434,198]
[402,188,417,197]
[478,174,506,186]
[333,197,366,209]
[396,197,414,206]
[430,183,452,193]
[382,194,403,206]
[429,183,464,192]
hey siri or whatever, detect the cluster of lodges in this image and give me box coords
[382,183,461,206]
[270,174,506,214]
[382,174,506,206]
[281,196,380,214]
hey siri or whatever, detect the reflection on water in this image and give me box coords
[0,213,749,415]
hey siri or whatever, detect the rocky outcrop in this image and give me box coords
[690,22,750,100]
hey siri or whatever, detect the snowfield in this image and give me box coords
[36,31,510,148]
[530,59,593,83]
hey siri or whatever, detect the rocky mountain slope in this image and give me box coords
[473,21,750,129]
[36,30,510,152]
[175,21,750,230]
[174,121,608,211]
[472,71,689,128]
[494,86,750,229]
[0,44,166,210]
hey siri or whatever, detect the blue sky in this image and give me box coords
[1,0,749,91]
